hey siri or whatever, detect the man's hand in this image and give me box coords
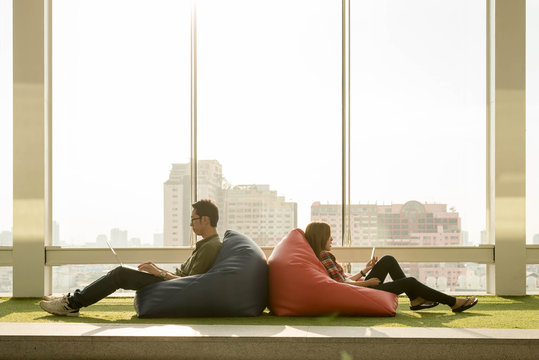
[138,262,162,277]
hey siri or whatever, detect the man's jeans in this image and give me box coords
[68,266,164,309]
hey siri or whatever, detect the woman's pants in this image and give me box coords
[68,266,164,309]
[365,255,457,307]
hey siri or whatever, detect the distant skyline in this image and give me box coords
[1,0,538,245]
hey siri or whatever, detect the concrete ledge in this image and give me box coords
[1,323,538,360]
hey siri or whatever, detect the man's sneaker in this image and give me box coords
[39,294,80,316]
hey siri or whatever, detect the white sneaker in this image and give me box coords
[39,294,80,316]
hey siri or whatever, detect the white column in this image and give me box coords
[487,0,526,295]
[13,0,52,297]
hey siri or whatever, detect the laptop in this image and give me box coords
[105,238,139,271]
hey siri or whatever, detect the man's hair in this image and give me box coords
[304,221,331,259]
[192,199,219,227]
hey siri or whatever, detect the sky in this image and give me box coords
[0,0,538,246]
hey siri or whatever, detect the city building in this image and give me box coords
[225,185,297,246]
[110,228,128,247]
[164,161,296,247]
[163,160,224,246]
[311,200,461,246]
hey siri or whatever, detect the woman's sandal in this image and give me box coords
[452,297,478,313]
[409,302,439,311]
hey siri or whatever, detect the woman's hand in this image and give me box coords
[364,256,378,273]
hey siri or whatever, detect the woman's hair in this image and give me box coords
[304,221,331,259]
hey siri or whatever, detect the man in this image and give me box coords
[40,199,222,316]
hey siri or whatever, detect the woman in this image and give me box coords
[304,221,478,313]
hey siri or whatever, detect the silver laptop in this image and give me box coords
[105,238,139,271]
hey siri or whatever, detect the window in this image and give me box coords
[0,0,12,245]
[198,0,340,246]
[527,0,539,246]
[526,0,539,295]
[0,0,13,295]
[350,0,485,248]
[53,1,191,249]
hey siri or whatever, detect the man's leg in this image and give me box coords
[68,266,164,309]
[40,266,165,315]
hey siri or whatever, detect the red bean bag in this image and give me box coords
[268,228,398,316]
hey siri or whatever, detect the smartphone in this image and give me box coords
[370,247,376,259]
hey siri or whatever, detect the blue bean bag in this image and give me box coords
[134,230,268,317]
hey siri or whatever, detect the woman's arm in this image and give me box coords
[348,272,364,281]
[345,277,381,287]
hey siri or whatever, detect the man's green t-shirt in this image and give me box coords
[175,234,222,277]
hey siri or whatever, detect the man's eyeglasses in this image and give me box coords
[190,217,202,224]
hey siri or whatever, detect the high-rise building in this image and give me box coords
[95,234,108,247]
[164,161,224,246]
[110,228,128,247]
[164,161,296,247]
[311,200,461,246]
[225,184,297,246]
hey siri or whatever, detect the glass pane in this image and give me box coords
[0,0,13,246]
[526,264,539,294]
[350,0,486,246]
[527,0,539,245]
[350,262,486,293]
[0,267,12,296]
[197,0,341,245]
[53,0,191,248]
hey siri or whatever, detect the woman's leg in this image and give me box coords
[365,255,406,282]
[68,266,163,309]
[373,277,457,306]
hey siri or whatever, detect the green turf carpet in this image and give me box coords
[1,296,537,329]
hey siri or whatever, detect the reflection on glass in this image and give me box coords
[52,1,191,247]
[197,0,341,245]
[350,0,486,247]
